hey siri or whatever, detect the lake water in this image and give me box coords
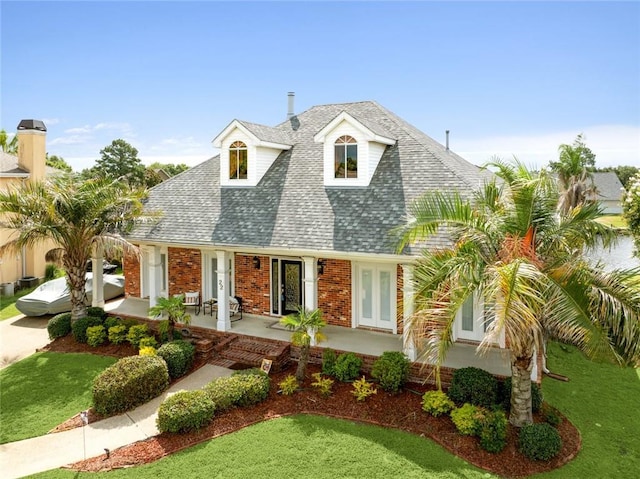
[590,235,640,271]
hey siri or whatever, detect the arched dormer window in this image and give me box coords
[229,141,248,179]
[334,135,357,178]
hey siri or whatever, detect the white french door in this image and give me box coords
[355,263,396,332]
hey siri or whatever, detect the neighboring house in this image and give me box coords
[123,98,506,369]
[0,120,57,291]
[589,172,624,214]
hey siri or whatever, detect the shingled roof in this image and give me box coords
[131,101,492,256]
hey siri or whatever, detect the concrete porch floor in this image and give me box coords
[105,297,511,377]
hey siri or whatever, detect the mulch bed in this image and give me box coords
[41,338,581,478]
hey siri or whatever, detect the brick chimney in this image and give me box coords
[17,119,47,181]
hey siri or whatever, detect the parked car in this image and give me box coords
[15,273,125,316]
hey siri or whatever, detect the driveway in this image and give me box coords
[0,314,50,369]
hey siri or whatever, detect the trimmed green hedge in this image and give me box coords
[157,340,196,379]
[332,352,362,382]
[519,423,562,460]
[47,313,72,339]
[86,325,107,347]
[156,390,215,433]
[448,367,498,408]
[203,369,270,412]
[371,351,410,392]
[72,315,104,343]
[92,355,169,416]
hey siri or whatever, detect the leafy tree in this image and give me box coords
[148,295,191,341]
[0,129,18,154]
[549,134,597,214]
[148,162,190,177]
[0,174,154,320]
[623,173,640,255]
[280,307,327,381]
[95,139,146,187]
[46,153,73,172]
[396,158,640,427]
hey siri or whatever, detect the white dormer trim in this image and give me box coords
[314,112,395,187]
[212,120,291,187]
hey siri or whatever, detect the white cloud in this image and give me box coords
[64,126,93,134]
[138,154,213,167]
[49,135,91,146]
[42,118,61,126]
[454,125,640,169]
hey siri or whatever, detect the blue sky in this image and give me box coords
[2,1,639,171]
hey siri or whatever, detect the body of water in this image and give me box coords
[590,235,640,271]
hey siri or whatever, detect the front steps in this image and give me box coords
[209,335,290,371]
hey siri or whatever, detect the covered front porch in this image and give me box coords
[106,297,511,377]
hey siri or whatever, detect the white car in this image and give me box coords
[16,273,125,316]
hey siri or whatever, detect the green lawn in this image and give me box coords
[596,214,628,229]
[0,352,116,444]
[24,342,640,478]
[0,285,38,320]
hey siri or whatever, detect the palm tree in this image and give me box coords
[396,158,640,427]
[0,174,153,320]
[0,129,18,155]
[148,295,191,341]
[280,307,327,381]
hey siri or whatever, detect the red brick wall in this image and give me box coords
[318,258,352,327]
[235,254,271,315]
[396,265,404,335]
[124,250,140,297]
[168,247,201,296]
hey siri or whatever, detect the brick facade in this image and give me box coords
[235,254,271,315]
[123,251,140,297]
[168,247,202,296]
[318,258,352,327]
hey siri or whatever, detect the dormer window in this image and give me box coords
[334,135,357,178]
[229,141,248,179]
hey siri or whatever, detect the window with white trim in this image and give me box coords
[334,135,357,178]
[229,141,248,179]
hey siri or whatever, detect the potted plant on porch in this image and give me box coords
[280,307,326,381]
[148,295,191,341]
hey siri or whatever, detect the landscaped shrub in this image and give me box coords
[322,348,337,376]
[139,346,157,356]
[352,376,377,402]
[422,390,455,417]
[87,307,107,320]
[450,403,485,436]
[122,318,140,330]
[333,352,362,382]
[45,263,63,281]
[104,316,123,330]
[311,372,334,398]
[278,375,299,395]
[203,372,271,411]
[518,423,562,461]
[156,390,215,433]
[92,355,169,416]
[479,410,508,453]
[127,324,150,349]
[500,377,543,413]
[371,351,410,393]
[448,367,498,408]
[108,325,128,344]
[541,403,562,427]
[47,313,72,339]
[157,340,195,379]
[139,336,158,350]
[86,325,107,347]
[72,315,104,343]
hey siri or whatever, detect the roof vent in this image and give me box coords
[17,119,47,132]
[287,92,295,120]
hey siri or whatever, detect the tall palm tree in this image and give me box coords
[397,158,640,427]
[280,307,327,381]
[551,134,598,214]
[0,174,154,320]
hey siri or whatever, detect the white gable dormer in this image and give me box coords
[313,111,395,187]
[212,120,291,187]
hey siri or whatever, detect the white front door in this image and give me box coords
[455,295,488,342]
[355,263,396,332]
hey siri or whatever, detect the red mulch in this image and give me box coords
[41,338,581,478]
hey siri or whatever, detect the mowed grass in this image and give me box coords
[0,352,116,444]
[29,414,494,479]
[0,285,38,320]
[595,214,628,229]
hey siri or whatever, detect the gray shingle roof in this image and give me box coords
[236,120,292,146]
[592,172,623,201]
[132,101,492,256]
[0,151,28,176]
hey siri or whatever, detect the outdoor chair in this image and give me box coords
[215,295,243,322]
[182,291,201,315]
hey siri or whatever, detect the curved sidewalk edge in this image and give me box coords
[0,364,232,479]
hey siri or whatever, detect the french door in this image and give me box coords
[355,263,396,331]
[271,258,303,316]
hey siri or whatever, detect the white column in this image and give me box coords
[302,256,318,312]
[91,245,104,307]
[401,264,416,361]
[147,247,160,308]
[216,251,231,331]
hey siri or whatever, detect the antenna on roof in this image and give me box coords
[445,130,450,151]
[287,92,295,120]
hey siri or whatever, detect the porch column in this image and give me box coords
[302,256,318,311]
[147,247,161,308]
[91,245,104,308]
[401,264,417,361]
[216,251,231,331]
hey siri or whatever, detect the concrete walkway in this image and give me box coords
[0,314,50,369]
[0,363,232,479]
